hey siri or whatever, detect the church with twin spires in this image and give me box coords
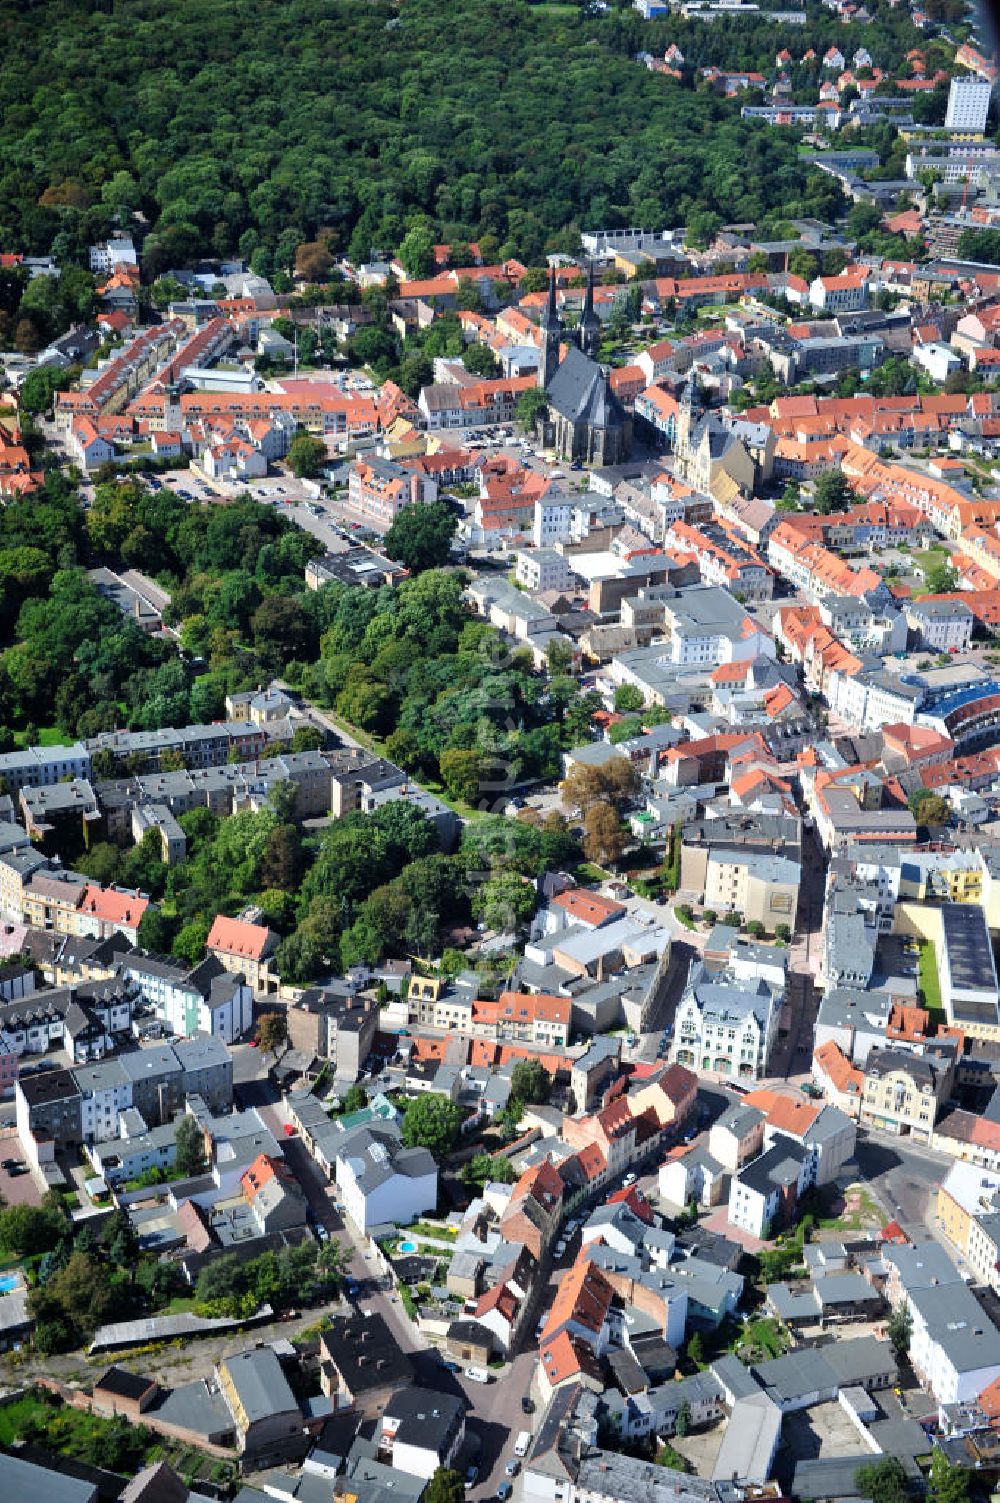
[535,265,631,467]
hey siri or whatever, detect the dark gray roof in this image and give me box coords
[320,1309,414,1392]
[738,1140,808,1196]
[546,345,624,430]
[0,1453,98,1503]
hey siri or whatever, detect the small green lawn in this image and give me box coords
[407,1220,457,1241]
[13,725,74,749]
[575,861,610,883]
[733,1317,789,1363]
[816,1183,882,1232]
[165,1295,198,1315]
[918,940,944,1023]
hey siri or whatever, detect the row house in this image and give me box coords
[471,992,571,1049]
[348,457,437,526]
[664,519,773,603]
[56,321,184,426]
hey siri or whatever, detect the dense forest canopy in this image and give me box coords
[0,0,921,267]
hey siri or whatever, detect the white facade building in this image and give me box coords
[335,1128,438,1232]
[945,76,992,132]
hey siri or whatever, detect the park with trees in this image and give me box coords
[0,0,919,285]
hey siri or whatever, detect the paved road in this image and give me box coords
[854,1130,950,1239]
[636,940,695,1064]
[770,823,826,1084]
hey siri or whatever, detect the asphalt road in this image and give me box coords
[636,940,695,1063]
[854,1131,949,1239]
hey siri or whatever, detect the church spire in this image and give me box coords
[538,266,562,390]
[579,260,600,360]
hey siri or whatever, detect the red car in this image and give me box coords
[283,1123,296,1137]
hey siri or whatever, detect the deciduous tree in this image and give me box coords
[401,1093,465,1159]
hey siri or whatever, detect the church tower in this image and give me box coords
[578,261,600,361]
[538,267,562,390]
[675,376,696,458]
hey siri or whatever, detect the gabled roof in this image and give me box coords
[540,1258,614,1343]
[206,914,274,961]
[539,1329,603,1387]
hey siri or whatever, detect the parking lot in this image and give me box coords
[0,1132,41,1206]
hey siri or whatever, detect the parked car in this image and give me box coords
[554,1240,566,1257]
[465,1466,479,1487]
[521,1396,535,1414]
[506,1462,520,1477]
[497,1485,512,1500]
[623,1172,637,1187]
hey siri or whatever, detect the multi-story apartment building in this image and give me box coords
[945,75,992,131]
[702,849,800,933]
[859,1047,951,1143]
[285,989,379,1082]
[671,962,780,1080]
[663,520,773,603]
[0,743,91,795]
[122,954,253,1043]
[471,991,571,1049]
[729,1139,810,1239]
[905,598,975,653]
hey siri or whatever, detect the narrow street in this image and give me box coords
[769,822,826,1084]
[253,1086,537,1501]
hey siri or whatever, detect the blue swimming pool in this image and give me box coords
[0,1274,20,1295]
[399,1240,418,1253]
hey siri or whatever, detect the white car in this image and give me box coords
[623,1173,637,1187]
[554,1240,567,1257]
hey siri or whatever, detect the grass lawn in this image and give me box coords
[734,1317,790,1363]
[817,1182,882,1232]
[165,1295,199,1315]
[574,861,610,883]
[408,1220,457,1241]
[918,941,945,1023]
[13,725,75,749]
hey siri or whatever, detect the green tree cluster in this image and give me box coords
[194,1239,341,1317]
[0,0,862,270]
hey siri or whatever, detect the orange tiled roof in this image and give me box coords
[813,1040,863,1097]
[207,914,272,960]
[551,889,626,927]
[743,1087,822,1136]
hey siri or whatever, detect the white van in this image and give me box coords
[464,1366,490,1384]
[514,1431,532,1457]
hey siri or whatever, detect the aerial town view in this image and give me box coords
[3,0,1000,1501]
